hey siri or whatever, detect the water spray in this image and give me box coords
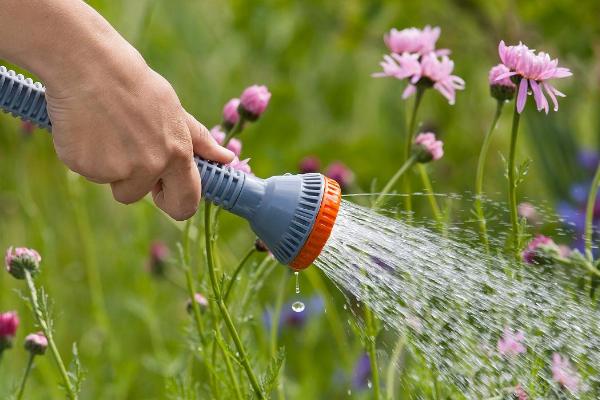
[0,66,341,270]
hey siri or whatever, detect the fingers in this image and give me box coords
[152,156,202,221]
[186,112,235,164]
[110,176,156,205]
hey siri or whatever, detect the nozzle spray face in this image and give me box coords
[0,66,342,270]
[197,158,341,270]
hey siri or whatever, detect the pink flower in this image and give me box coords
[413,132,444,162]
[228,157,252,174]
[522,235,561,265]
[239,85,271,120]
[21,120,35,136]
[227,138,242,157]
[489,64,516,101]
[325,162,354,190]
[299,156,321,173]
[186,293,209,313]
[497,41,572,113]
[514,384,528,400]
[517,202,539,223]
[5,247,42,279]
[384,26,448,56]
[210,125,226,144]
[24,331,48,355]
[222,98,241,128]
[551,353,579,393]
[497,327,526,356]
[147,241,169,276]
[0,311,19,339]
[403,53,465,104]
[372,52,422,80]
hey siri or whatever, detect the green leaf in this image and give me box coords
[515,158,533,187]
[260,347,285,396]
[68,343,86,396]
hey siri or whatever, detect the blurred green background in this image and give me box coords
[1,0,599,398]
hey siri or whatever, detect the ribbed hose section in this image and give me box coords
[195,156,246,210]
[0,66,51,130]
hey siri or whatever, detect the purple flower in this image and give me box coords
[551,353,579,393]
[24,332,48,355]
[5,247,42,280]
[239,85,271,120]
[405,53,465,105]
[299,156,321,174]
[497,327,526,356]
[222,98,241,129]
[518,202,540,224]
[352,353,372,390]
[488,64,516,101]
[147,241,170,277]
[578,150,599,174]
[497,41,572,114]
[325,161,354,190]
[413,132,444,162]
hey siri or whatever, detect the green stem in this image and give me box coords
[584,164,600,262]
[373,155,417,210]
[417,164,443,227]
[224,246,256,304]
[224,117,245,145]
[204,203,265,399]
[507,100,522,258]
[403,87,426,217]
[24,271,76,400]
[16,352,35,400]
[215,329,244,400]
[364,306,380,399]
[385,335,405,400]
[270,271,288,400]
[474,101,504,251]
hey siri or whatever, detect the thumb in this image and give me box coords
[186,112,235,164]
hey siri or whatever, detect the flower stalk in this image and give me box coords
[373,155,417,209]
[24,270,76,400]
[507,99,522,258]
[403,87,426,216]
[475,100,504,250]
[584,164,600,262]
[16,352,35,400]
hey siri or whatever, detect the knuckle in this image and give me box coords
[112,187,137,205]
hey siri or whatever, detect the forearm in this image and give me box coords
[0,0,146,92]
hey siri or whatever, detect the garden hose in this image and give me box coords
[0,66,341,270]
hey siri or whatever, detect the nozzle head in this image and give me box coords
[290,176,341,270]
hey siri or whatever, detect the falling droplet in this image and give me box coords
[367,380,372,389]
[347,389,352,396]
[295,271,300,294]
[292,301,305,313]
[343,304,347,310]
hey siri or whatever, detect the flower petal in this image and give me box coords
[543,82,559,111]
[516,79,528,113]
[402,84,416,99]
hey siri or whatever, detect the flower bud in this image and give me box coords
[325,161,354,191]
[489,64,516,102]
[5,247,42,280]
[147,241,170,277]
[24,331,48,355]
[186,293,209,314]
[210,125,226,145]
[227,138,242,157]
[228,157,252,174]
[521,235,561,265]
[0,311,19,352]
[412,132,444,163]
[239,85,271,121]
[299,156,320,173]
[222,98,241,130]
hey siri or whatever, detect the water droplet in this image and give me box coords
[292,301,305,313]
[367,380,372,389]
[294,271,300,294]
[343,304,347,310]
[347,389,352,395]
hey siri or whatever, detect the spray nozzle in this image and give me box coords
[0,66,342,269]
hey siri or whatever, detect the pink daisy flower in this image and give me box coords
[551,353,579,393]
[372,52,421,80]
[497,327,526,356]
[496,41,572,113]
[222,98,241,128]
[521,234,561,265]
[413,132,444,162]
[384,26,448,56]
[404,53,465,104]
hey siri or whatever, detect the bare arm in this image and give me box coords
[0,0,233,220]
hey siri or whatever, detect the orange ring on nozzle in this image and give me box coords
[290,176,341,270]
